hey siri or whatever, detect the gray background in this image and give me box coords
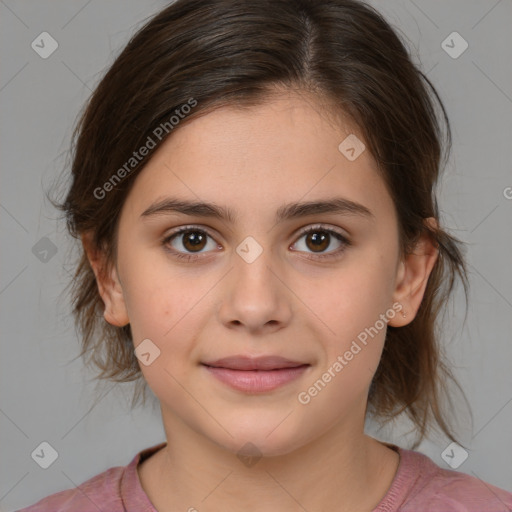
[1,0,511,510]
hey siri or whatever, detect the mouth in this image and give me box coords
[201,355,309,371]
[200,355,311,393]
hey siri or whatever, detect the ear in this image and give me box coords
[387,217,439,327]
[81,232,130,327]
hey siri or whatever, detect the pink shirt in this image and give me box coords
[18,442,512,511]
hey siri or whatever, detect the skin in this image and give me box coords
[83,89,438,511]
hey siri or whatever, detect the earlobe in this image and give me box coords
[388,218,439,327]
[81,232,130,327]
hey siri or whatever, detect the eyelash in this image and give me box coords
[161,224,351,262]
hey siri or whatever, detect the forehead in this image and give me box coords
[120,91,394,224]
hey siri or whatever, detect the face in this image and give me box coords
[91,90,433,457]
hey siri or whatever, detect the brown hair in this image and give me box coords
[52,0,469,446]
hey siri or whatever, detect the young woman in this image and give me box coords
[20,0,512,510]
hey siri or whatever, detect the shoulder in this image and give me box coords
[16,442,166,512]
[16,465,126,512]
[391,447,512,512]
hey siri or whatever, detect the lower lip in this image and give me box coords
[202,364,310,393]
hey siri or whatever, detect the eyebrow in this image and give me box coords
[140,197,374,224]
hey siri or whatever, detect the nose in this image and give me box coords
[217,247,293,335]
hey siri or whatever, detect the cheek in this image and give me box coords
[307,250,395,330]
[126,278,202,404]
[121,254,212,376]
[299,248,396,378]
[118,245,181,335]
[123,280,172,342]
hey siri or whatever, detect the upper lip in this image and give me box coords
[202,355,309,371]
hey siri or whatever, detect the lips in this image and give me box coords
[201,355,308,371]
[201,356,310,393]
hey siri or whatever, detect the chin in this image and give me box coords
[210,417,312,460]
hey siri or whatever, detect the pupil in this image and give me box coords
[185,231,205,251]
[309,232,329,252]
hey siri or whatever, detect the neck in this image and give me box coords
[138,408,400,511]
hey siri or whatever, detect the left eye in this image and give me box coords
[291,227,349,256]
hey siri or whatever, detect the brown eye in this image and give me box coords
[305,231,330,252]
[291,226,350,260]
[164,227,218,257]
[181,230,207,252]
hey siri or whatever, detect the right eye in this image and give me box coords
[162,226,221,261]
